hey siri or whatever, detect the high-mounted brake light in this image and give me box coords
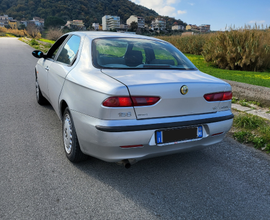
[204,91,232,102]
[102,96,160,107]
[131,97,160,106]
[120,145,143,149]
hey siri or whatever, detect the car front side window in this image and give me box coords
[46,35,68,59]
[56,35,81,65]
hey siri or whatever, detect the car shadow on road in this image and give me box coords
[71,146,236,218]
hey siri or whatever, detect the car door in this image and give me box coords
[38,35,69,101]
[47,35,81,115]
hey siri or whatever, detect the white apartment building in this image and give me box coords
[172,25,185,31]
[151,18,166,30]
[92,23,99,30]
[102,15,120,31]
[126,15,145,29]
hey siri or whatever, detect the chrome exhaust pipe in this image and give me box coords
[122,159,131,169]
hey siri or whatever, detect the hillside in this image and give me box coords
[0,0,186,28]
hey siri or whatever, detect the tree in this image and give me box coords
[45,16,65,28]
[27,24,41,39]
[130,21,138,32]
[18,24,26,30]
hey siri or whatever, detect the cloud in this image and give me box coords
[177,10,187,14]
[188,3,194,6]
[167,0,177,4]
[130,0,183,17]
[249,20,265,24]
[161,6,177,15]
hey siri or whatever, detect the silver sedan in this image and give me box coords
[32,32,233,168]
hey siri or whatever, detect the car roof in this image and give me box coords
[68,31,164,41]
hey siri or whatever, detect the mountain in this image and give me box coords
[0,0,186,28]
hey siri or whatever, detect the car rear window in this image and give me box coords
[92,37,197,70]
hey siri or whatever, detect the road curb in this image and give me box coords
[224,79,270,107]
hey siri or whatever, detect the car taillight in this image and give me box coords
[102,96,160,107]
[204,91,232,102]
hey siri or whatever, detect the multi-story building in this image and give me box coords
[102,15,120,31]
[92,23,99,30]
[186,24,199,31]
[151,18,166,30]
[65,20,85,30]
[126,15,145,29]
[21,17,44,28]
[119,24,128,30]
[0,15,13,27]
[8,20,20,29]
[20,20,28,27]
[199,24,211,32]
[172,25,185,31]
[32,17,44,27]
[186,24,210,32]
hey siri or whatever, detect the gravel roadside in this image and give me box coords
[224,79,270,107]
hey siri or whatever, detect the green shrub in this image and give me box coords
[234,114,265,129]
[233,131,253,143]
[202,28,270,71]
[252,136,265,149]
[30,39,39,46]
[233,131,266,149]
[157,34,210,55]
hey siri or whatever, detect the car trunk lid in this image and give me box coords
[101,69,231,119]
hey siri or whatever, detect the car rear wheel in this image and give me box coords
[35,77,47,105]
[62,107,87,162]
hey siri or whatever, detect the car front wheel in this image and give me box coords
[35,77,47,105]
[62,107,87,163]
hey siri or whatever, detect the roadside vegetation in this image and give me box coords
[185,53,270,88]
[0,26,29,37]
[0,26,62,53]
[232,111,270,153]
[20,37,54,53]
[158,27,270,72]
[230,97,270,154]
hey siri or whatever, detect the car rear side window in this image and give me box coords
[57,35,81,65]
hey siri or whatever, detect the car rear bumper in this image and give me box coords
[71,110,233,163]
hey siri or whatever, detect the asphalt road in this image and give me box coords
[1,37,270,220]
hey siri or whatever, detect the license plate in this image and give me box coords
[156,126,203,145]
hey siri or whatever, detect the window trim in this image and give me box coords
[46,34,70,61]
[54,34,81,67]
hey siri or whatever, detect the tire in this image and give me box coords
[62,107,87,163]
[35,77,47,105]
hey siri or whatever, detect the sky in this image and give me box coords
[130,0,270,31]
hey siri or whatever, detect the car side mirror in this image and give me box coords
[32,50,45,58]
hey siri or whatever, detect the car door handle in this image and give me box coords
[45,67,49,71]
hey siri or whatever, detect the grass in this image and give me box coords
[232,112,270,152]
[19,37,52,53]
[232,97,262,107]
[234,114,265,129]
[5,33,16,37]
[238,100,251,107]
[185,53,270,88]
[39,38,55,44]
